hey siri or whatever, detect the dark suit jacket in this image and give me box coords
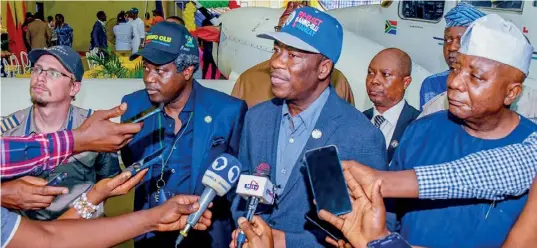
[232,88,387,247]
[120,81,247,247]
[364,101,420,162]
[90,21,107,50]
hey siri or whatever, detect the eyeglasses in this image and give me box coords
[32,66,71,80]
[274,25,282,32]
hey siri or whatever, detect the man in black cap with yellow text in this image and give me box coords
[120,22,247,247]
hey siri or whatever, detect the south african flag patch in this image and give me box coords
[385,20,397,35]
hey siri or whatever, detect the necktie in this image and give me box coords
[374,115,386,128]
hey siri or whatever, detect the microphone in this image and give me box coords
[175,154,242,247]
[235,163,275,248]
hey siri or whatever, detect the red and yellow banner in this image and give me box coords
[2,1,28,60]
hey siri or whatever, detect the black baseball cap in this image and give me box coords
[130,21,199,65]
[29,45,85,82]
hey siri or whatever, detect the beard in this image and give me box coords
[31,96,48,107]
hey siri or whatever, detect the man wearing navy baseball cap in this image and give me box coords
[1,45,122,220]
[231,6,387,248]
[121,21,247,247]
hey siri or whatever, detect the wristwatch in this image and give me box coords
[367,233,412,248]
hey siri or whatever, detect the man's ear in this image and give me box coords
[318,59,333,81]
[403,76,412,90]
[182,65,195,80]
[70,81,81,98]
[504,82,522,106]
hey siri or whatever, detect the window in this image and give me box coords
[462,0,524,12]
[400,1,446,22]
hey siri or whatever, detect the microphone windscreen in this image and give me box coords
[202,153,243,196]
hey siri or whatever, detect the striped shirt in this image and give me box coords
[1,130,73,179]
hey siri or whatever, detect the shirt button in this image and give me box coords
[269,221,276,226]
[171,169,176,174]
[289,138,294,143]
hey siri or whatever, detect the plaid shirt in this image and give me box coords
[0,130,74,179]
[415,131,537,201]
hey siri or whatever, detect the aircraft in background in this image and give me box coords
[213,0,537,110]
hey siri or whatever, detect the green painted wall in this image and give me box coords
[43,1,158,52]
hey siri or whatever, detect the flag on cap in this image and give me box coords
[459,14,533,76]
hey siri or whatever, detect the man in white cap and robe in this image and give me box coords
[389,14,536,247]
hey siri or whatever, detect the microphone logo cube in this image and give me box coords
[236,175,275,205]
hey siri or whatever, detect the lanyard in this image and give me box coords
[25,106,74,135]
[154,111,194,191]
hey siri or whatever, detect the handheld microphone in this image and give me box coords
[175,153,242,247]
[235,163,275,248]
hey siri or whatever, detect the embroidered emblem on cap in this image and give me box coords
[312,129,322,139]
[284,10,296,27]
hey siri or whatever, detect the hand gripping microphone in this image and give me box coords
[175,154,242,247]
[235,163,275,248]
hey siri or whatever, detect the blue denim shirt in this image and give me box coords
[275,87,330,194]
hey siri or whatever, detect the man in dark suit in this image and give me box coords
[120,22,247,247]
[89,11,108,52]
[231,7,387,247]
[363,48,420,162]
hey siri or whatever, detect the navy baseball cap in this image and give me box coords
[29,45,85,82]
[130,8,139,14]
[130,21,199,65]
[258,6,343,64]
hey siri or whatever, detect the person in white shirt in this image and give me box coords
[128,8,145,53]
[113,12,138,56]
[363,48,420,162]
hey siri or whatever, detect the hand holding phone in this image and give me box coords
[47,172,68,186]
[304,145,352,216]
[123,103,164,123]
[123,147,166,175]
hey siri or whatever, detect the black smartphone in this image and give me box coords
[47,172,67,186]
[123,103,163,123]
[124,147,166,175]
[304,145,352,216]
[305,213,346,241]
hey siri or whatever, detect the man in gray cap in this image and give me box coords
[419,2,485,110]
[0,45,121,221]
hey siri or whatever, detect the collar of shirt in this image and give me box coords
[27,105,73,135]
[373,99,406,127]
[281,87,330,131]
[163,84,196,119]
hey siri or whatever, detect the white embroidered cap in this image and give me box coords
[459,14,533,76]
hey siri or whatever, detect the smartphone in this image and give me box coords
[124,147,166,175]
[305,213,346,241]
[123,103,163,123]
[47,172,68,186]
[304,145,352,216]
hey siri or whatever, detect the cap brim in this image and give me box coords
[130,47,177,65]
[257,32,320,54]
[29,49,76,78]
